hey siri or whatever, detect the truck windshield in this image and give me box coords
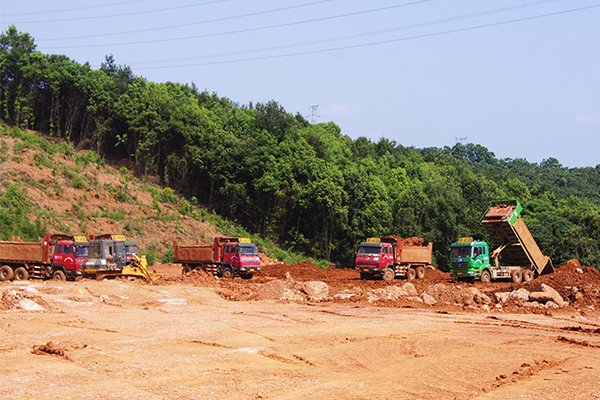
[450,246,472,258]
[358,246,381,256]
[239,246,258,255]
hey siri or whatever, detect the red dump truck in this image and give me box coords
[356,236,434,281]
[0,234,89,281]
[173,237,261,279]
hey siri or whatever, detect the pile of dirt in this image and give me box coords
[532,259,600,287]
[530,260,600,310]
[168,268,217,285]
[401,237,426,246]
[259,261,355,281]
[380,236,427,246]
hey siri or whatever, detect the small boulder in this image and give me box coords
[495,292,510,303]
[545,301,560,309]
[540,284,567,307]
[421,293,437,306]
[298,281,329,302]
[508,288,530,303]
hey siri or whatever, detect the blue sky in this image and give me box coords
[2,0,599,167]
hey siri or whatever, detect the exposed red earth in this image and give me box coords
[3,259,599,399]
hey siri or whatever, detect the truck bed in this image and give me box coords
[173,243,215,264]
[482,215,554,275]
[398,242,433,264]
[0,241,44,263]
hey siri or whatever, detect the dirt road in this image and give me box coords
[1,273,599,400]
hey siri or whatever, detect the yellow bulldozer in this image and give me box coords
[82,236,161,282]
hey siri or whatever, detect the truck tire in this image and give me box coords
[182,266,192,275]
[480,270,491,283]
[382,268,395,281]
[407,268,416,280]
[416,266,425,279]
[511,270,523,283]
[523,269,534,282]
[221,266,235,279]
[52,270,66,281]
[0,265,14,281]
[14,267,29,281]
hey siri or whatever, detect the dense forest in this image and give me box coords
[2,26,599,270]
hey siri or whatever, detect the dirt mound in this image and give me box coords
[260,261,334,280]
[381,236,426,246]
[533,259,600,287]
[401,237,426,246]
[170,268,217,285]
[422,268,451,283]
[527,260,600,310]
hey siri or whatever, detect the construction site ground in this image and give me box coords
[2,260,600,400]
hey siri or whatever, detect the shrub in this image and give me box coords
[71,176,87,189]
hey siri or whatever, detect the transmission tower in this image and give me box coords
[455,136,467,144]
[310,105,319,124]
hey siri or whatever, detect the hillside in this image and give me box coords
[0,126,227,260]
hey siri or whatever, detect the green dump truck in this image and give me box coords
[449,199,554,283]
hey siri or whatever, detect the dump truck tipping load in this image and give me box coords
[482,199,554,276]
[449,199,554,282]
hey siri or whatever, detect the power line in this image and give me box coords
[1,0,149,17]
[133,1,595,70]
[2,0,326,25]
[40,0,433,43]
[2,0,235,24]
[40,0,558,53]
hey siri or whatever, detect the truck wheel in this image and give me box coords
[382,268,395,281]
[511,270,523,283]
[480,270,491,283]
[221,267,235,279]
[14,267,29,281]
[523,269,534,282]
[52,270,66,281]
[182,266,192,275]
[416,266,425,279]
[407,268,417,280]
[0,265,14,281]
